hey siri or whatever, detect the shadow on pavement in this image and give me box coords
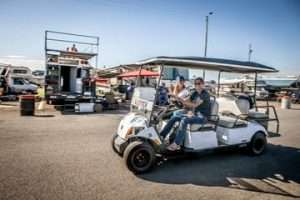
[54,103,130,116]
[139,144,300,197]
[290,108,300,110]
[34,114,55,117]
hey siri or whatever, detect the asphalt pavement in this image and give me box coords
[0,102,299,200]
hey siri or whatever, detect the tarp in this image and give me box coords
[118,69,159,78]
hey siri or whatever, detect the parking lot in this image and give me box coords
[0,102,300,200]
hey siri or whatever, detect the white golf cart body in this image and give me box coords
[116,87,268,152]
[113,56,279,173]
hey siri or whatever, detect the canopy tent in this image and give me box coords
[136,56,278,73]
[118,69,160,78]
[97,64,140,78]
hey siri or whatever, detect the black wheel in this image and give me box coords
[247,132,267,155]
[111,133,122,156]
[123,141,156,174]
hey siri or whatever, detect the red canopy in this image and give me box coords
[95,77,110,87]
[118,69,159,78]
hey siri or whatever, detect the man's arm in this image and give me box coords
[177,96,203,109]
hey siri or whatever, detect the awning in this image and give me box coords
[95,78,110,87]
[118,69,159,78]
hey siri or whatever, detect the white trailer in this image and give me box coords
[44,31,99,109]
[0,64,37,95]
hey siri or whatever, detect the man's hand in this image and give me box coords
[187,111,194,117]
[169,93,176,97]
[181,98,203,109]
[172,95,183,102]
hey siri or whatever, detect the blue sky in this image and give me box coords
[0,0,299,77]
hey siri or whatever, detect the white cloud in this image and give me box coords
[0,56,44,71]
[4,55,26,58]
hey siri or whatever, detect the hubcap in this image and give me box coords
[132,150,151,168]
[253,139,264,153]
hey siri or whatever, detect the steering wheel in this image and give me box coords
[150,105,166,123]
[153,103,184,123]
[169,96,183,108]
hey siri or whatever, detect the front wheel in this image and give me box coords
[123,141,156,174]
[247,132,267,155]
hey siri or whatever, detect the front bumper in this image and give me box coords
[114,135,128,154]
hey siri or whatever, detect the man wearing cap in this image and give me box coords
[160,77,211,151]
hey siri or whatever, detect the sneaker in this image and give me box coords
[166,143,180,151]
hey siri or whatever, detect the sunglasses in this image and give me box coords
[194,82,203,85]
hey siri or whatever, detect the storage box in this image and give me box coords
[75,103,95,113]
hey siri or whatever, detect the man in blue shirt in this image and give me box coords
[160,77,211,151]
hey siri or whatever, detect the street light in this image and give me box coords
[203,11,214,80]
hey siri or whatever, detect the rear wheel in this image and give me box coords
[123,141,156,174]
[247,132,267,155]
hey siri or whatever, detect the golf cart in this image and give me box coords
[112,57,279,174]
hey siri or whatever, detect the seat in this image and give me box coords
[217,96,250,116]
[218,116,247,128]
[190,122,216,131]
[209,98,219,121]
[248,111,268,119]
[189,99,219,132]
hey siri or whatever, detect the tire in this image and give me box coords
[123,141,156,174]
[111,133,122,156]
[247,132,267,156]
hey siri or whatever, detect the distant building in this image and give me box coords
[163,67,189,80]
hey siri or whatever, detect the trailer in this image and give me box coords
[0,64,37,101]
[44,31,100,111]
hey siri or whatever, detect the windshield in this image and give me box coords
[131,87,156,118]
[127,66,161,120]
[23,79,30,84]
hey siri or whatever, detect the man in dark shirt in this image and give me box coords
[160,77,211,151]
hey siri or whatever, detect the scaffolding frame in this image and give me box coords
[44,30,100,69]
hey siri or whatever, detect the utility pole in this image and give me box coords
[203,12,213,80]
[248,43,253,62]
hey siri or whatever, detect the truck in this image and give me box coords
[0,64,38,97]
[44,31,99,107]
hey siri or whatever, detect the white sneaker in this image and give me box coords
[166,143,180,151]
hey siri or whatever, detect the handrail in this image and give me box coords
[46,30,99,39]
[254,104,280,134]
[47,38,98,46]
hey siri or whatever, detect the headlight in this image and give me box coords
[125,127,134,138]
[222,135,228,141]
[125,127,144,138]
